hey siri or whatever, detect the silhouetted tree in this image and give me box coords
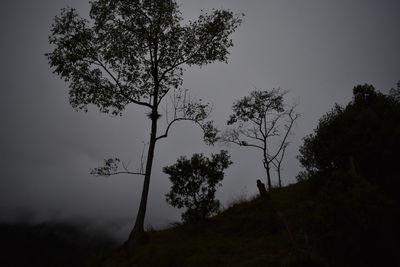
[389,80,400,101]
[298,84,400,198]
[46,0,242,244]
[164,150,232,223]
[222,88,299,190]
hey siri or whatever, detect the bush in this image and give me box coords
[164,150,232,223]
[298,84,400,199]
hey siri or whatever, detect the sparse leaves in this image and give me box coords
[91,158,121,177]
[91,157,145,177]
[157,88,219,145]
[222,88,299,189]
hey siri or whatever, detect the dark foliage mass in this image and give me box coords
[302,171,399,266]
[298,84,400,199]
[164,150,232,223]
[293,82,400,266]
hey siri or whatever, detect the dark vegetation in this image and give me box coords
[0,222,117,267]
[298,84,400,202]
[164,150,232,223]
[95,83,400,266]
[98,175,398,266]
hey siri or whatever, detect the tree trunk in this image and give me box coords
[265,162,272,191]
[277,167,282,188]
[128,40,160,245]
[263,155,272,191]
[127,114,158,245]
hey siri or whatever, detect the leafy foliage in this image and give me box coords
[47,0,242,116]
[227,89,285,125]
[91,158,121,177]
[164,150,232,223]
[298,83,400,199]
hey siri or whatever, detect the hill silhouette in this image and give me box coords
[98,171,399,267]
[97,84,400,266]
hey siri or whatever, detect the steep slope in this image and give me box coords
[99,172,399,267]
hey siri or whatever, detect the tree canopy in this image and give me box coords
[164,150,232,223]
[47,0,242,116]
[298,84,400,198]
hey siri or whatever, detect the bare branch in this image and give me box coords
[221,128,264,150]
[156,88,218,145]
[156,118,195,141]
[105,171,145,176]
[91,158,145,177]
[268,106,300,163]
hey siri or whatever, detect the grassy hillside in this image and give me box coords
[99,172,399,267]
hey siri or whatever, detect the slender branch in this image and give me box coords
[222,130,264,150]
[91,157,146,177]
[265,112,284,137]
[107,171,145,176]
[240,128,264,142]
[233,141,264,150]
[156,118,202,141]
[268,110,299,163]
[157,87,171,105]
[272,142,287,169]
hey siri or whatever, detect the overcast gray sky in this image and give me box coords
[1,0,399,240]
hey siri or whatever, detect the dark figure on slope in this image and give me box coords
[257,179,267,197]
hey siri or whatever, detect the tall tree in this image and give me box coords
[222,88,299,190]
[46,0,242,244]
